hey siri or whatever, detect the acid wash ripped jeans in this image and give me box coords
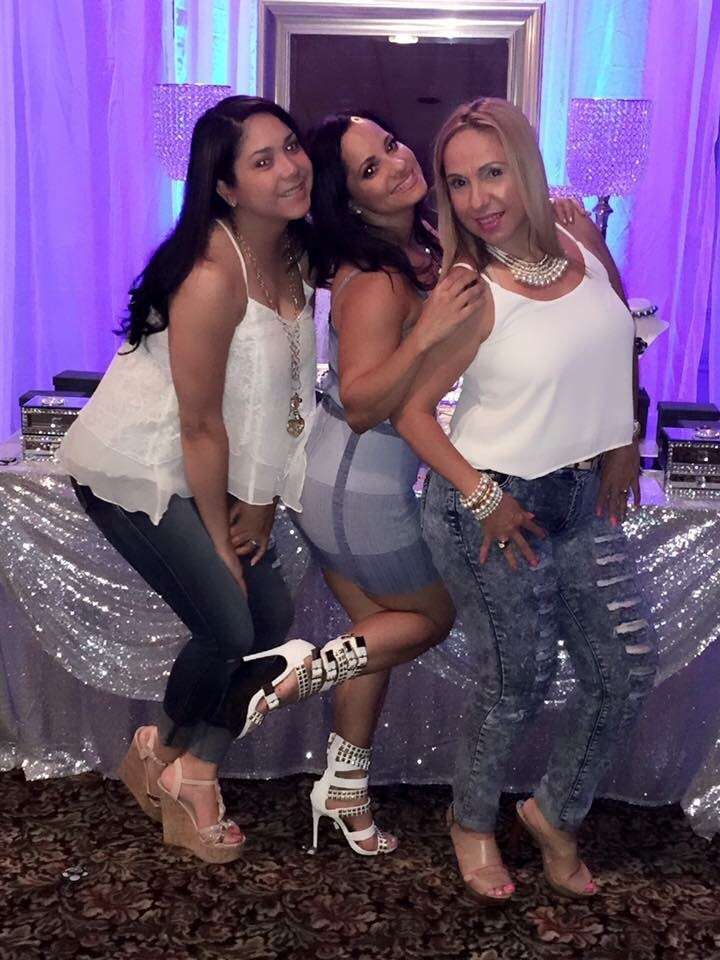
[422,466,658,833]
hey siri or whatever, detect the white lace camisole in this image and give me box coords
[449,227,634,479]
[60,220,317,524]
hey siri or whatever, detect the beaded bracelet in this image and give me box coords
[459,474,503,520]
[460,474,492,509]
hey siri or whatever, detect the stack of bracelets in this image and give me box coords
[459,473,503,520]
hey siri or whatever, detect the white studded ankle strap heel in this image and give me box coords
[308,733,396,857]
[318,634,368,692]
[234,635,369,740]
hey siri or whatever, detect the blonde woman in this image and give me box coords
[394,98,657,901]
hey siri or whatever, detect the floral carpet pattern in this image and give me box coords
[1,770,719,960]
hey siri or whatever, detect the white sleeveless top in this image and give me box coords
[449,229,634,479]
[60,220,317,524]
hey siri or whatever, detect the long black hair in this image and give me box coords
[120,95,311,349]
[307,112,441,290]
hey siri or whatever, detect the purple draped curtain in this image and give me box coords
[624,1,720,418]
[0,0,171,437]
[1,0,718,438]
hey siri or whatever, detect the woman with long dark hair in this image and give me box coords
[234,112,583,859]
[60,95,319,862]
[271,112,482,856]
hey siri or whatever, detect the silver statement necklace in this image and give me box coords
[485,243,569,288]
[230,222,306,437]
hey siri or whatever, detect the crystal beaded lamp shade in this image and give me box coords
[152,84,232,181]
[566,98,652,197]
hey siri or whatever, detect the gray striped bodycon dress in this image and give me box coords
[293,277,439,597]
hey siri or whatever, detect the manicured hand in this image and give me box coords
[229,500,276,565]
[551,197,589,225]
[478,493,547,571]
[415,264,486,352]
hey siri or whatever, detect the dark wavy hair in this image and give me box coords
[307,112,440,290]
[119,95,311,349]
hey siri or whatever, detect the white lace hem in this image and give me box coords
[59,420,306,525]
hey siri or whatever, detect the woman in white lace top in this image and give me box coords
[61,95,317,863]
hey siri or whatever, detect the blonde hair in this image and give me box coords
[433,98,562,275]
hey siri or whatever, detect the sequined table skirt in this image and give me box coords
[1,439,719,839]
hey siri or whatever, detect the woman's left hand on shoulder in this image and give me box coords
[551,197,589,227]
[229,500,277,565]
[596,443,641,525]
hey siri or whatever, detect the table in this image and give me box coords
[1,436,719,839]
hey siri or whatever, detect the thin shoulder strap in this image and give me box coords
[215,218,249,286]
[555,221,591,270]
[332,269,362,300]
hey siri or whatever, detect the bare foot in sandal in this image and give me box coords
[447,807,515,904]
[516,797,597,898]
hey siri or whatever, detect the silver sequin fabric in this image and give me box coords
[1,436,719,838]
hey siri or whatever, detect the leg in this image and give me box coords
[519,472,657,896]
[225,558,455,745]
[257,568,455,708]
[533,477,658,831]
[74,484,292,847]
[158,544,292,843]
[323,569,391,750]
[421,471,564,899]
[314,569,454,852]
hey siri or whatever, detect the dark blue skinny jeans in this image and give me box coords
[73,482,294,764]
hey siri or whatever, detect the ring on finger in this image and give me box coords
[249,538,260,547]
[497,539,509,550]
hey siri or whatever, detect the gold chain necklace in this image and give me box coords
[229,222,306,438]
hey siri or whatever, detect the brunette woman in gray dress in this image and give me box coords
[289,114,487,855]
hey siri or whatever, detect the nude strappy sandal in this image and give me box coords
[117,726,166,823]
[516,800,597,898]
[157,759,245,864]
[447,807,514,905]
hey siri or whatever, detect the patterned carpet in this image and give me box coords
[1,769,719,960]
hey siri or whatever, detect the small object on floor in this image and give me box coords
[61,864,88,882]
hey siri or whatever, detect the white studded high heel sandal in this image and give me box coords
[235,634,369,739]
[309,733,396,857]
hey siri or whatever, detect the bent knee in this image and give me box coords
[424,602,457,650]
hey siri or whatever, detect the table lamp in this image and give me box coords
[566,97,652,237]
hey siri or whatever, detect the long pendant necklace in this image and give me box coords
[485,242,569,288]
[230,223,306,438]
